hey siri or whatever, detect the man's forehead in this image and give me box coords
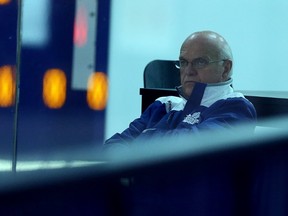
[180,34,220,57]
[180,40,211,56]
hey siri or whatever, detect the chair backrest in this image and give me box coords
[143,60,181,89]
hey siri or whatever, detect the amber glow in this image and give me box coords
[87,72,108,110]
[0,65,15,107]
[43,69,67,109]
[0,0,11,5]
[73,6,88,47]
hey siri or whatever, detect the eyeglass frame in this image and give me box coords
[175,57,230,70]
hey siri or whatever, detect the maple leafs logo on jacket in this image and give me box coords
[183,112,201,125]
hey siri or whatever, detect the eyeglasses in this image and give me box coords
[175,57,227,70]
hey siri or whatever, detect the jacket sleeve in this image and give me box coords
[137,98,257,139]
[103,100,167,151]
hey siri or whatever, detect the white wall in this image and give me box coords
[105,0,288,139]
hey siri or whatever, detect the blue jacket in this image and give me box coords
[104,79,257,150]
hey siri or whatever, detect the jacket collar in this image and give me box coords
[176,78,243,108]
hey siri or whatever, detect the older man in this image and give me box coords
[104,31,256,149]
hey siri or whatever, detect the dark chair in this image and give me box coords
[143,59,180,89]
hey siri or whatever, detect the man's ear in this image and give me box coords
[222,60,232,80]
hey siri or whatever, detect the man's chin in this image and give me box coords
[183,87,193,99]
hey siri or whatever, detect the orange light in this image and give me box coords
[43,69,67,109]
[0,65,15,107]
[73,6,88,47]
[0,0,11,5]
[87,72,108,110]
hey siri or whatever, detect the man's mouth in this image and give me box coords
[184,80,196,85]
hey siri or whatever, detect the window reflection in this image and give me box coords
[22,0,51,47]
[74,4,88,47]
[0,65,15,107]
[0,0,11,5]
[0,159,105,172]
[87,72,108,110]
[43,68,67,109]
[0,0,110,171]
